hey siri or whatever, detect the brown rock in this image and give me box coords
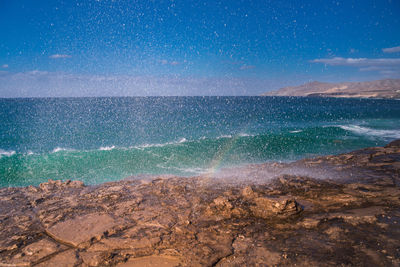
[115,255,182,267]
[204,196,235,220]
[88,236,160,251]
[1,140,400,266]
[80,251,105,266]
[46,214,125,248]
[18,238,65,262]
[250,196,302,219]
[36,249,79,267]
[241,186,257,198]
[328,206,383,225]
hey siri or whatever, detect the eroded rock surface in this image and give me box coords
[1,140,400,266]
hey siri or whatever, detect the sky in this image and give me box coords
[1,0,400,97]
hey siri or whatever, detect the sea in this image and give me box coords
[1,96,399,187]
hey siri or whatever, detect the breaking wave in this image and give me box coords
[51,147,76,153]
[1,125,398,187]
[0,149,16,158]
[338,125,400,139]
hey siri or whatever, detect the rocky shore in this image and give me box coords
[1,140,400,266]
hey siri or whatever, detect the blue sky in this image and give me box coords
[1,0,400,96]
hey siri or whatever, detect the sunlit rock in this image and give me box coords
[0,141,400,266]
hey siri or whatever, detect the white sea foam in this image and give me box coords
[134,138,189,149]
[178,137,187,143]
[290,130,303,133]
[135,143,160,149]
[238,133,254,137]
[339,125,400,139]
[99,145,116,151]
[216,133,255,139]
[216,135,233,139]
[51,147,75,153]
[50,146,119,154]
[0,149,16,158]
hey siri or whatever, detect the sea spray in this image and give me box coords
[1,97,399,187]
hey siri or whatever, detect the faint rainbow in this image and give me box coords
[204,133,243,177]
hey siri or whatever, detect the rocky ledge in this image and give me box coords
[1,140,400,266]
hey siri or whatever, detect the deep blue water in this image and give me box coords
[1,96,399,187]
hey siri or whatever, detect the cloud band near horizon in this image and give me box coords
[383,46,400,53]
[0,71,289,97]
[311,56,400,77]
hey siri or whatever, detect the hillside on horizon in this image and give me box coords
[262,79,400,99]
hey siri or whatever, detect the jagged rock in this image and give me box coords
[204,196,234,220]
[250,197,302,219]
[241,185,258,199]
[10,238,66,264]
[0,141,400,266]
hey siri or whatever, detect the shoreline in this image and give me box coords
[1,140,400,266]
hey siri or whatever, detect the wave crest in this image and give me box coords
[0,149,16,158]
[134,138,188,149]
[99,146,116,151]
[339,125,400,139]
[51,147,75,153]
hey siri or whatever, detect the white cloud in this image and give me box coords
[379,70,398,75]
[2,64,8,68]
[311,57,400,78]
[310,57,400,67]
[26,70,49,75]
[49,54,72,59]
[382,46,400,53]
[362,67,400,77]
[359,66,386,72]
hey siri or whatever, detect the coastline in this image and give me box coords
[1,140,400,266]
[262,79,400,99]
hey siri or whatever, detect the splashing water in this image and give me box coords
[1,96,399,187]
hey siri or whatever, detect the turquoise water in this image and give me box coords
[1,97,399,187]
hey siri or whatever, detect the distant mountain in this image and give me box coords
[262,79,400,99]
